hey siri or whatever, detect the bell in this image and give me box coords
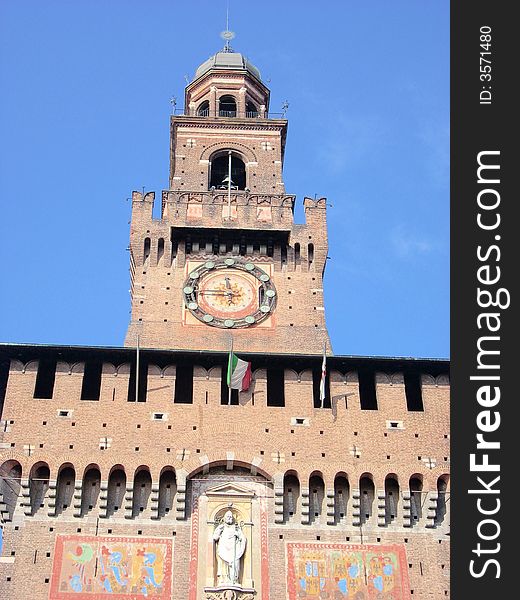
[221,175,235,186]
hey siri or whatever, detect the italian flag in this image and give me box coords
[227,352,252,391]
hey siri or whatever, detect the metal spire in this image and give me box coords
[220,0,235,52]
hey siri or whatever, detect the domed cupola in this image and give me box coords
[184,34,270,119]
[194,49,262,82]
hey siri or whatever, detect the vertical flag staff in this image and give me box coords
[227,150,232,219]
[319,342,327,409]
[136,333,140,403]
[228,336,233,405]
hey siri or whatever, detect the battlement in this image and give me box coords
[0,344,448,484]
[0,344,449,529]
[129,190,328,280]
[130,190,326,228]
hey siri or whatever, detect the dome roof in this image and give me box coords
[194,50,261,81]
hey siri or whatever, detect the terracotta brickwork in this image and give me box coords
[125,57,330,354]
[125,190,330,354]
[0,350,449,598]
[0,46,449,600]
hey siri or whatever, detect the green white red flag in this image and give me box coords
[227,352,252,391]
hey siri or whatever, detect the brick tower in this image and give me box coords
[125,44,331,354]
[0,37,450,600]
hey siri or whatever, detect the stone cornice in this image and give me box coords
[171,117,287,133]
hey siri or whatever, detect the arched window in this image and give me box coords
[294,243,301,268]
[197,100,210,116]
[157,238,164,264]
[219,95,236,117]
[246,101,258,117]
[143,237,151,264]
[308,243,314,266]
[209,152,246,190]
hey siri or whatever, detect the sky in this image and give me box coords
[0,0,449,359]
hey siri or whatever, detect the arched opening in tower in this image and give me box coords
[197,100,210,116]
[246,100,258,117]
[218,95,237,117]
[209,153,246,190]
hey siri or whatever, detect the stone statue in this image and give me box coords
[213,510,246,586]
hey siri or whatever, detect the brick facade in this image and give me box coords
[0,45,449,600]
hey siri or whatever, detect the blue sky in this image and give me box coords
[0,0,449,358]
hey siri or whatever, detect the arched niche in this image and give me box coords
[29,462,50,516]
[308,472,325,525]
[80,466,101,517]
[0,460,22,520]
[158,468,176,519]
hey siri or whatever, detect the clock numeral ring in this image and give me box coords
[183,257,276,328]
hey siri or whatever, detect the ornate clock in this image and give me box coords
[183,258,277,328]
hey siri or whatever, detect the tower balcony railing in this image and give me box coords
[172,107,284,119]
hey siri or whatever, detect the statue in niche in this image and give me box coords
[213,510,246,586]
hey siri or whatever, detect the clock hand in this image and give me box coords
[198,290,238,296]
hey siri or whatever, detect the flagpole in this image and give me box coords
[320,341,327,409]
[136,333,140,403]
[227,150,232,219]
[228,335,233,405]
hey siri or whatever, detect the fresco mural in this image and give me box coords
[287,543,411,600]
[49,535,173,599]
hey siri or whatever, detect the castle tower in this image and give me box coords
[125,43,331,354]
[0,32,450,600]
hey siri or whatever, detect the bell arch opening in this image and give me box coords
[209,152,246,190]
[219,95,237,117]
[197,100,210,116]
[246,100,258,117]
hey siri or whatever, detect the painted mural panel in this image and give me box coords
[287,543,411,600]
[49,535,173,599]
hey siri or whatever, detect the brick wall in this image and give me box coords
[0,348,450,599]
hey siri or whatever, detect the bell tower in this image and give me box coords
[125,41,331,354]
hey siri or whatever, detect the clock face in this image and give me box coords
[198,272,256,318]
[183,258,277,328]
